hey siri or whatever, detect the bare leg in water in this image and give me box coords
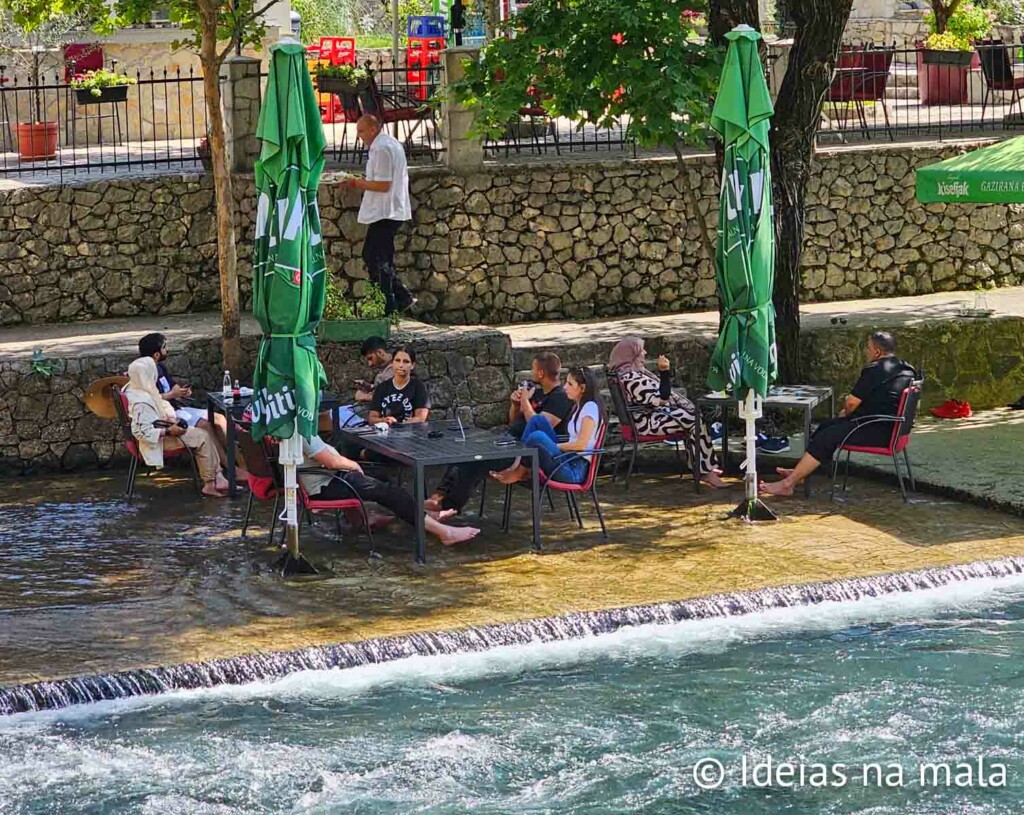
[759,453,822,496]
[490,464,528,485]
[427,515,480,545]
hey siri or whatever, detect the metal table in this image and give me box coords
[696,385,835,498]
[207,391,342,498]
[339,421,541,564]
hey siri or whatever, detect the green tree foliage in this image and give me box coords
[454,0,720,148]
[292,0,353,44]
[1,0,277,371]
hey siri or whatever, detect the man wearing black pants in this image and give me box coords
[761,331,917,497]
[301,435,480,546]
[345,115,414,315]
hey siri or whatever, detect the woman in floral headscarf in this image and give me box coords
[124,357,228,498]
[607,337,725,487]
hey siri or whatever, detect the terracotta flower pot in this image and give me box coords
[16,122,58,162]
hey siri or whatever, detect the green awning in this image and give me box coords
[916,137,1024,203]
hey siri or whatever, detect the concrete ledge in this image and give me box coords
[1,287,1022,474]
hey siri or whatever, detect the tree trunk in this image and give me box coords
[483,0,500,42]
[198,1,243,377]
[769,0,853,383]
[708,0,761,45]
[930,0,962,34]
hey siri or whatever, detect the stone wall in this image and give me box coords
[2,141,1022,326]
[4,313,1022,474]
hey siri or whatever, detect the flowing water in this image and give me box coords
[4,576,1024,814]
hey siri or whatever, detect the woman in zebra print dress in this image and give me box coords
[608,337,727,488]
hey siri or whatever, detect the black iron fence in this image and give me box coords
[0,67,209,180]
[9,39,1020,181]
[483,116,636,159]
[320,58,446,168]
[765,40,1024,145]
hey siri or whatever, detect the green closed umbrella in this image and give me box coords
[707,24,778,521]
[253,39,329,572]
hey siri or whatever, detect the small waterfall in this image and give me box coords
[3,556,1024,716]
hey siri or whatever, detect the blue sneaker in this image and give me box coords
[710,422,723,449]
[757,435,791,454]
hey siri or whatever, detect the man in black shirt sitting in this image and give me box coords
[761,331,917,497]
[425,351,574,513]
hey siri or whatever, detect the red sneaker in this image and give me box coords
[930,399,972,419]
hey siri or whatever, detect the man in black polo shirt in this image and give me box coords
[761,331,917,497]
[425,351,574,513]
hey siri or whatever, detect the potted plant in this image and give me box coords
[918,3,994,103]
[318,277,393,342]
[70,68,136,105]
[0,9,89,161]
[313,63,370,95]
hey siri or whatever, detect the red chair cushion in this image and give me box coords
[249,475,277,501]
[304,497,363,511]
[620,426,689,444]
[840,444,892,455]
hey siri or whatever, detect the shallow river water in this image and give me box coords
[3,577,1024,814]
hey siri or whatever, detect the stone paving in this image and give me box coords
[1,463,1023,687]
[854,408,1024,515]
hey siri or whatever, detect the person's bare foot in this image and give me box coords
[424,495,443,512]
[436,525,481,545]
[214,473,230,492]
[701,469,730,489]
[775,467,795,479]
[490,466,527,485]
[202,483,228,498]
[427,508,457,522]
[760,478,796,497]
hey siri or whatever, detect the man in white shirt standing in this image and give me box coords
[345,114,414,315]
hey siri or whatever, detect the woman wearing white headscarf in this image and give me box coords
[124,357,227,498]
[607,337,726,488]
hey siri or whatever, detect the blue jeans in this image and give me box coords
[522,415,588,484]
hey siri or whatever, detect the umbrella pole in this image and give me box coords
[275,426,319,575]
[730,390,777,522]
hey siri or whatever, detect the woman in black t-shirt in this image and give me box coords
[368,346,429,425]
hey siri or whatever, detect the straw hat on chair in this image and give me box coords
[83,375,129,420]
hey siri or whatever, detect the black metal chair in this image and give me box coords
[238,425,377,555]
[605,368,700,490]
[111,384,201,504]
[237,424,280,542]
[499,422,609,539]
[829,379,923,503]
[976,40,1024,120]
